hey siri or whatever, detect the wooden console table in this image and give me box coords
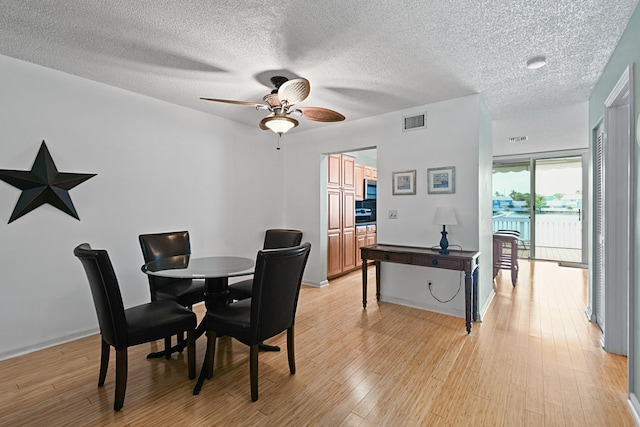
[361,244,480,333]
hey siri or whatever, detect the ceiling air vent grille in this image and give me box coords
[402,113,427,132]
[508,136,529,143]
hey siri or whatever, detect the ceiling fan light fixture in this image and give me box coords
[262,116,298,134]
[526,55,547,70]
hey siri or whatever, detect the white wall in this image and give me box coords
[0,55,285,360]
[0,54,525,359]
[493,102,589,156]
[283,95,493,321]
[478,100,495,314]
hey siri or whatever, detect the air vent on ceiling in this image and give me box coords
[402,113,427,132]
[508,136,529,143]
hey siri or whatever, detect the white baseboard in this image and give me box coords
[379,295,466,319]
[628,393,640,426]
[302,279,329,288]
[584,305,596,322]
[0,327,98,362]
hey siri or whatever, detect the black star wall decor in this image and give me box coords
[0,141,96,223]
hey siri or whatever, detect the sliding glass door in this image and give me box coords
[533,157,583,263]
[492,152,587,263]
[492,161,532,259]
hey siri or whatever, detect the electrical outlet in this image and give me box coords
[388,210,398,219]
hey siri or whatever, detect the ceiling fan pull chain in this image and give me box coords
[277,134,282,150]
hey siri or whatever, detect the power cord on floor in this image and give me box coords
[428,271,463,303]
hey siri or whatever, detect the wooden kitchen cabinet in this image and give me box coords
[342,155,355,190]
[356,225,367,267]
[327,154,356,279]
[328,154,342,188]
[355,163,364,200]
[356,224,376,266]
[342,190,356,271]
[366,224,377,246]
[342,226,356,271]
[364,166,377,180]
[327,230,342,278]
[327,187,342,277]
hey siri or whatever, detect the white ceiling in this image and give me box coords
[0,1,637,134]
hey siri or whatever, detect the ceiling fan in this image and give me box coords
[200,76,345,135]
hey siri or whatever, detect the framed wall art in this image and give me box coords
[392,170,416,195]
[427,166,455,194]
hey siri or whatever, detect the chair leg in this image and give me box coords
[164,336,172,359]
[187,330,196,379]
[177,332,185,353]
[287,326,296,374]
[510,242,518,286]
[114,348,127,411]
[183,305,191,352]
[205,330,217,380]
[98,338,110,386]
[250,344,259,401]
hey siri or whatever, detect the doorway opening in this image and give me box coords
[325,148,377,281]
[492,152,587,263]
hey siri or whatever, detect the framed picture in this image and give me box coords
[392,170,416,195]
[427,166,455,194]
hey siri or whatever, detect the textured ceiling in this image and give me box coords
[0,1,637,133]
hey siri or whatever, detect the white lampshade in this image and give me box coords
[433,207,458,226]
[262,116,298,134]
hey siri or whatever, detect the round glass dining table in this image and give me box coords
[143,255,256,394]
[142,255,254,308]
[141,255,253,355]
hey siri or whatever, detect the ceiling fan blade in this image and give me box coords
[298,107,345,122]
[200,97,267,108]
[278,78,310,106]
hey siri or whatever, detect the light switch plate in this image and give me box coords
[388,210,398,219]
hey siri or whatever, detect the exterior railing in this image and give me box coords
[493,212,581,249]
[493,215,530,242]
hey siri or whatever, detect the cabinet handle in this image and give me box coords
[432,259,438,266]
[384,254,390,260]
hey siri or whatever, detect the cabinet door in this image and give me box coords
[328,154,342,188]
[342,155,355,190]
[355,164,364,200]
[327,231,342,278]
[343,191,355,229]
[372,167,377,180]
[328,189,342,232]
[366,234,376,246]
[364,166,373,180]
[342,227,356,271]
[356,234,366,267]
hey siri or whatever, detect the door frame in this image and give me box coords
[493,149,588,262]
[591,65,634,358]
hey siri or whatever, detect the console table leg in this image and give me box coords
[472,267,479,322]
[362,260,368,308]
[465,271,472,333]
[375,261,381,301]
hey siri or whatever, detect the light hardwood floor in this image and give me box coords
[517,246,582,263]
[0,261,633,426]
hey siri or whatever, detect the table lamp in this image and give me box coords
[433,207,458,254]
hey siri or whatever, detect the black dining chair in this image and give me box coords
[227,229,303,301]
[139,231,206,356]
[204,242,311,401]
[73,243,196,411]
